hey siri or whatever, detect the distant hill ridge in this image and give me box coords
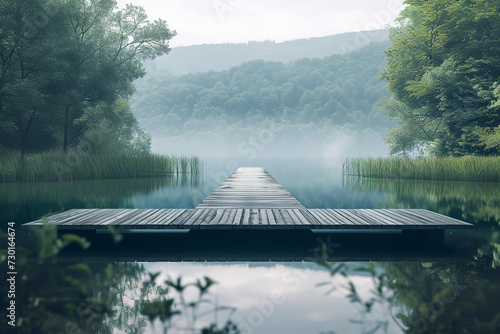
[132,41,393,157]
[143,29,389,76]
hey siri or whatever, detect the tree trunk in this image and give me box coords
[19,108,36,158]
[63,104,70,152]
[17,116,26,160]
[16,109,35,182]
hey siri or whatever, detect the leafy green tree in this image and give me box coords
[475,125,500,152]
[59,0,175,152]
[79,98,152,154]
[381,0,500,156]
[0,0,69,155]
[0,0,175,155]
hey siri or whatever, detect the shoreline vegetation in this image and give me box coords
[343,156,500,182]
[0,151,202,183]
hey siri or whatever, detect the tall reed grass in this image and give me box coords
[0,151,203,182]
[343,156,500,182]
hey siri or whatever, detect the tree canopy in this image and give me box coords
[0,0,175,155]
[380,0,500,156]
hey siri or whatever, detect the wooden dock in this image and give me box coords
[197,167,304,209]
[24,167,473,231]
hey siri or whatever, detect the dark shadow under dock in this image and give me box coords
[54,229,468,263]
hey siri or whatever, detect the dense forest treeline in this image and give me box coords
[142,30,389,76]
[132,42,394,157]
[3,0,497,160]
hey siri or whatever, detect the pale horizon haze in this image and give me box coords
[116,0,405,47]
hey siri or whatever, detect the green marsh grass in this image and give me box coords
[343,156,500,182]
[0,151,203,182]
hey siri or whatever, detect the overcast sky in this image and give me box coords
[116,0,405,47]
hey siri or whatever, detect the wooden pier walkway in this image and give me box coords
[197,167,304,209]
[24,167,473,231]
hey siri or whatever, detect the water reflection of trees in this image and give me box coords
[0,174,201,224]
[343,176,500,225]
[0,225,239,334]
[1,225,121,333]
[316,260,500,334]
[344,176,500,268]
[387,261,500,333]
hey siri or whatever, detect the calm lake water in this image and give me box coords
[1,158,499,333]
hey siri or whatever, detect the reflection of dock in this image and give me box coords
[24,167,473,234]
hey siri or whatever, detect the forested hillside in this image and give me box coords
[143,30,388,76]
[131,41,393,158]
